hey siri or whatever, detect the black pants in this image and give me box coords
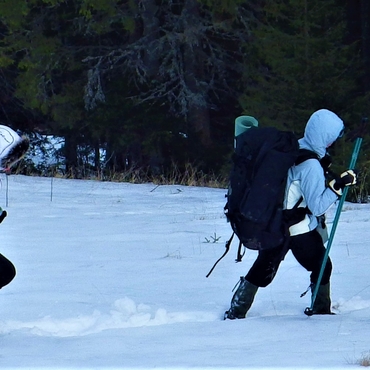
[245,230,332,287]
[0,254,16,289]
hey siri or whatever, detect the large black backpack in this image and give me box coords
[206,126,302,277]
[226,126,300,249]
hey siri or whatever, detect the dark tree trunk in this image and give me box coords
[140,0,160,77]
[64,132,78,177]
[94,141,100,171]
[348,0,370,93]
[361,0,370,92]
[347,0,362,44]
[181,0,212,147]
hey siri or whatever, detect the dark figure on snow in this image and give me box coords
[0,125,29,289]
[225,109,357,319]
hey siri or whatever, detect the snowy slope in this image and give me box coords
[0,175,369,369]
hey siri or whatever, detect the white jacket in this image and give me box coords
[284,109,344,236]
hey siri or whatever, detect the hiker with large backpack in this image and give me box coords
[0,125,29,290]
[224,109,357,319]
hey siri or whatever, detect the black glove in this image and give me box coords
[329,170,357,196]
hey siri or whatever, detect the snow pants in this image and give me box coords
[245,229,332,288]
[0,253,16,289]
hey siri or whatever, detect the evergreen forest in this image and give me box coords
[1,0,370,199]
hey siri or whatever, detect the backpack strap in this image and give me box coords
[235,240,245,262]
[295,149,319,165]
[206,232,235,278]
[295,149,337,181]
[293,195,304,209]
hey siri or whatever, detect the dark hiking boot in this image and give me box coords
[224,277,258,320]
[311,282,334,315]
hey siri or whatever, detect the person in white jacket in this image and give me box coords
[225,109,357,319]
[0,125,29,171]
[0,124,29,289]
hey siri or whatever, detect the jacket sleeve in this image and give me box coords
[298,159,338,216]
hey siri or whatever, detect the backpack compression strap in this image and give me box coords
[235,240,245,262]
[206,233,235,278]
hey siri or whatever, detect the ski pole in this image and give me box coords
[305,136,363,316]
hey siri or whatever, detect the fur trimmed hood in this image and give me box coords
[0,125,29,170]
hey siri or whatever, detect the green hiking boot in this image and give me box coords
[224,277,258,320]
[312,282,334,315]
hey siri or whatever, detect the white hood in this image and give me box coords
[298,109,344,158]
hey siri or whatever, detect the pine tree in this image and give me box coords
[239,0,358,133]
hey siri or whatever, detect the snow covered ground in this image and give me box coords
[0,174,369,369]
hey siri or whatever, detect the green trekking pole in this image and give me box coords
[304,136,363,316]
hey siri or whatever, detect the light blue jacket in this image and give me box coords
[284,109,344,236]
